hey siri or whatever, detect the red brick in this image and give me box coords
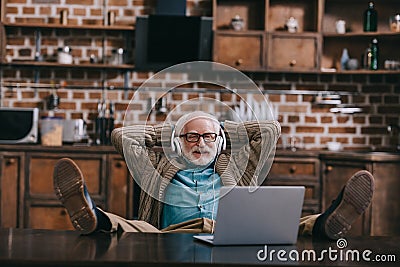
[288,116,300,123]
[70,113,84,119]
[336,137,348,144]
[296,126,324,133]
[353,137,366,144]
[66,0,94,5]
[74,8,86,16]
[23,7,35,14]
[328,127,356,134]
[305,116,316,123]
[353,116,366,124]
[7,37,25,45]
[73,92,85,99]
[321,116,333,123]
[285,95,298,102]
[337,116,350,123]
[377,105,400,114]
[268,94,281,102]
[369,116,383,124]
[370,137,383,145]
[87,93,101,100]
[6,6,18,14]
[303,136,315,144]
[13,102,42,108]
[362,85,391,93]
[384,95,400,104]
[280,126,290,134]
[320,137,333,144]
[280,105,308,113]
[361,127,388,135]
[59,102,76,109]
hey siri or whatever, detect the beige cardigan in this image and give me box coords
[111,120,281,229]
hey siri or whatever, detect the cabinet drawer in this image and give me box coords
[28,154,104,196]
[268,160,318,178]
[268,34,319,70]
[28,205,74,230]
[213,32,264,69]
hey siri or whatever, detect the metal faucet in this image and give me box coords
[387,124,400,151]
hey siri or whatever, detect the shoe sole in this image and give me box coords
[324,170,374,239]
[53,158,97,235]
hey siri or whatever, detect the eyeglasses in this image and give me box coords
[179,132,218,143]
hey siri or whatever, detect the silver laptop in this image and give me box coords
[193,186,305,245]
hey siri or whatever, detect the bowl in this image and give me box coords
[327,142,342,151]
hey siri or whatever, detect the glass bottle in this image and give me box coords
[363,2,377,32]
[370,38,379,70]
[340,48,349,70]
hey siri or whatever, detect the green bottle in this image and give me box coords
[364,2,377,32]
[370,38,379,70]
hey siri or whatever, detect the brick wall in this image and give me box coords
[1,0,400,150]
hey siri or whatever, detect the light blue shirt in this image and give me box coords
[161,166,221,229]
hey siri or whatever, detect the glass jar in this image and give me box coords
[57,46,73,64]
[389,14,400,32]
[110,48,124,65]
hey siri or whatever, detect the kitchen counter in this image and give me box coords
[274,149,400,162]
[1,144,399,161]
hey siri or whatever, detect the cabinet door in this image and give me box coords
[26,153,106,230]
[370,162,400,236]
[0,153,24,228]
[107,155,135,219]
[321,160,372,236]
[213,32,264,70]
[264,157,320,216]
[268,34,319,70]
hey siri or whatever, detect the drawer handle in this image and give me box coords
[60,209,67,216]
[326,166,333,172]
[115,162,123,168]
[289,166,297,173]
[6,158,16,165]
[235,59,243,66]
[289,59,297,67]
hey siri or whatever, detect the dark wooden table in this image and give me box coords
[0,228,398,266]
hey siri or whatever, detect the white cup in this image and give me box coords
[336,20,346,34]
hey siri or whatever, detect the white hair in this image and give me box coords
[174,111,220,136]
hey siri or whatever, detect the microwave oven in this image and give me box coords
[0,107,39,144]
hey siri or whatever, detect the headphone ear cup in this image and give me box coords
[173,137,182,156]
[218,130,226,153]
[216,136,223,154]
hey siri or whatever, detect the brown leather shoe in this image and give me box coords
[314,170,375,240]
[53,158,97,235]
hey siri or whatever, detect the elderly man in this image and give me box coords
[54,111,374,240]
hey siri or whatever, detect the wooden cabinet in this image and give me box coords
[264,151,320,216]
[0,145,136,230]
[213,0,400,73]
[213,0,321,71]
[319,0,400,71]
[320,152,400,236]
[107,155,135,219]
[213,31,264,69]
[320,158,371,236]
[268,33,320,70]
[26,152,107,230]
[0,152,24,228]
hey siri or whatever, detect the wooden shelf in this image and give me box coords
[1,61,134,70]
[323,32,400,37]
[3,22,135,31]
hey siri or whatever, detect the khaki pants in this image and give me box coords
[103,211,320,236]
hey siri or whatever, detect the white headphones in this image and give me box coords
[171,126,226,156]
